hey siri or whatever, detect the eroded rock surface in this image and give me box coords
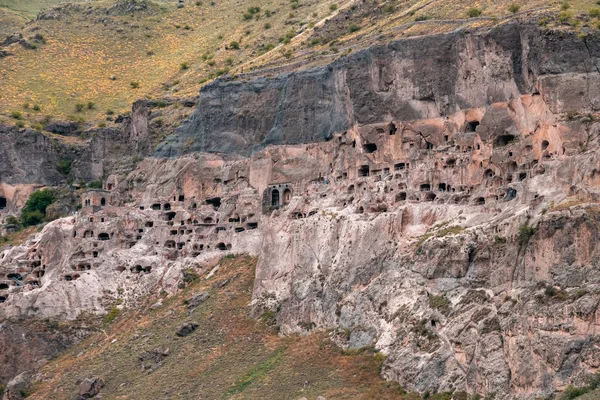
[1,21,600,399]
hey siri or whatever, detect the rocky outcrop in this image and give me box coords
[2,20,600,400]
[154,22,600,157]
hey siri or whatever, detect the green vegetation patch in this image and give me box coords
[227,348,284,394]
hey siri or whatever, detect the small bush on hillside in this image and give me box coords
[518,224,536,247]
[32,104,41,111]
[87,101,94,110]
[57,159,72,176]
[429,294,451,315]
[329,3,338,11]
[468,7,482,17]
[383,4,395,13]
[23,102,30,109]
[264,22,271,29]
[216,68,230,76]
[558,11,571,23]
[181,61,190,70]
[75,103,84,112]
[509,3,520,13]
[561,1,570,11]
[348,24,361,33]
[88,180,103,189]
[590,8,600,17]
[104,307,120,324]
[130,81,140,89]
[415,14,428,21]
[229,41,240,49]
[10,111,22,119]
[15,121,25,128]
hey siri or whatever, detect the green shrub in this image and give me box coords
[383,4,395,13]
[32,104,41,111]
[182,268,200,283]
[23,102,30,109]
[181,61,190,70]
[291,1,298,9]
[20,189,56,227]
[590,7,600,17]
[264,9,271,17]
[509,3,520,13]
[264,22,271,29]
[518,224,536,247]
[10,111,22,119]
[57,159,72,176]
[104,307,120,324]
[558,11,571,23]
[216,68,230,76]
[88,180,103,189]
[494,235,507,245]
[225,57,234,65]
[5,215,20,226]
[348,24,361,33]
[130,81,140,89]
[229,40,240,49]
[86,101,95,110]
[560,385,587,400]
[467,7,482,17]
[429,294,451,315]
[561,1,570,11]
[329,3,338,11]
[415,14,428,21]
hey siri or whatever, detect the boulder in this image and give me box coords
[186,292,209,309]
[175,322,199,337]
[2,372,31,400]
[77,377,104,399]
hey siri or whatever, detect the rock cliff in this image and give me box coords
[2,20,600,399]
[154,22,600,157]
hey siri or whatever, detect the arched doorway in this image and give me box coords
[283,189,292,205]
[0,197,6,210]
[100,198,106,206]
[271,189,280,206]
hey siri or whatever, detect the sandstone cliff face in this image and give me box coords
[154,22,600,157]
[2,21,600,399]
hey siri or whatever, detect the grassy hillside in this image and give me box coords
[25,256,409,399]
[0,0,344,129]
[248,0,600,77]
[0,0,599,135]
[0,0,88,15]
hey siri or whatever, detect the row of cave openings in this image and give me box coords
[141,196,221,212]
[116,265,152,274]
[164,240,231,252]
[74,230,113,241]
[358,162,410,178]
[359,121,481,155]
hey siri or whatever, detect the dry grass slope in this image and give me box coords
[27,256,406,399]
[0,0,345,128]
